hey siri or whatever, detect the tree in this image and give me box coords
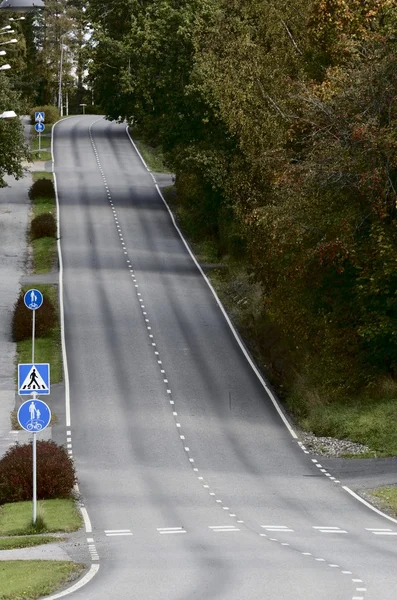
[0,73,30,187]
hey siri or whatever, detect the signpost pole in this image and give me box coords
[32,431,37,523]
[38,130,41,159]
[32,308,35,364]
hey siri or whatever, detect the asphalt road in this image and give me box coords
[54,116,397,600]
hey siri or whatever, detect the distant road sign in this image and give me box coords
[35,122,45,133]
[18,363,50,396]
[35,111,45,122]
[24,289,43,310]
[17,399,51,432]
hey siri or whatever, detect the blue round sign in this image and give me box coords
[24,289,43,310]
[35,122,45,133]
[17,399,51,432]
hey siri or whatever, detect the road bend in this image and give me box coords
[53,115,397,599]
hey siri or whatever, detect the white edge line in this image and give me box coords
[125,126,297,440]
[42,564,100,599]
[80,506,92,533]
[52,117,73,428]
[343,486,397,525]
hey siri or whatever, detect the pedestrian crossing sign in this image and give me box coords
[18,363,50,396]
[35,112,45,123]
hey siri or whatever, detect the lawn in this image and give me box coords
[0,561,83,600]
[32,171,53,183]
[0,536,54,550]
[369,486,397,517]
[0,499,82,536]
[31,237,58,274]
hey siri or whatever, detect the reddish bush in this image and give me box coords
[0,441,77,504]
[31,213,57,240]
[12,291,56,342]
[28,178,55,200]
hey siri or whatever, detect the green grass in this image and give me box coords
[17,285,62,384]
[299,396,397,457]
[31,237,57,273]
[0,500,82,536]
[32,171,53,182]
[130,131,169,173]
[369,486,397,516]
[30,151,52,162]
[0,536,55,550]
[30,181,57,274]
[0,561,83,599]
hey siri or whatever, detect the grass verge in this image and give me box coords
[32,237,58,273]
[129,129,169,173]
[32,171,53,183]
[368,486,397,517]
[0,536,55,550]
[299,395,397,457]
[0,499,82,536]
[0,560,84,600]
[16,284,62,384]
[30,175,57,274]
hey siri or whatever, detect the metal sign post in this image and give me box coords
[17,398,51,524]
[22,289,45,525]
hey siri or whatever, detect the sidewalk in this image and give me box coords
[0,118,53,459]
[0,542,72,561]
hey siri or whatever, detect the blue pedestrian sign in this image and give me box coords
[18,399,51,432]
[35,122,45,133]
[35,111,45,122]
[24,289,43,310]
[18,363,50,396]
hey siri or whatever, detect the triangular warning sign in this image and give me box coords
[20,365,48,392]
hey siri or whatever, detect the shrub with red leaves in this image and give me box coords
[12,291,56,342]
[0,440,77,504]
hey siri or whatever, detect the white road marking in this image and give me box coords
[80,507,92,533]
[313,526,347,533]
[157,527,186,534]
[105,532,133,537]
[343,486,397,525]
[261,526,294,532]
[43,564,100,599]
[372,531,397,535]
[209,526,240,532]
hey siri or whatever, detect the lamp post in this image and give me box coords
[0,110,17,118]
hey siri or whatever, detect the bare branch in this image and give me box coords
[280,18,303,56]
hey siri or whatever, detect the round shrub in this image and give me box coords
[28,178,55,200]
[0,441,77,504]
[12,290,56,342]
[31,213,57,240]
[30,105,60,125]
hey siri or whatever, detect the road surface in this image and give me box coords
[53,115,397,600]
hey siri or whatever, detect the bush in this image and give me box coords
[28,178,55,201]
[12,290,56,342]
[31,213,57,240]
[0,441,77,504]
[30,105,59,125]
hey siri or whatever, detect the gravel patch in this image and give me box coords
[299,431,370,457]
